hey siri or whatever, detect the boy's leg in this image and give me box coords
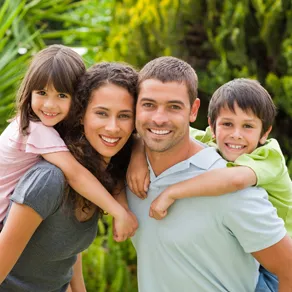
[255,265,278,292]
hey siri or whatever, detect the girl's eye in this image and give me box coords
[59,93,69,99]
[37,90,46,96]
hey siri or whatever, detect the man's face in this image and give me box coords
[136,79,199,153]
[211,103,270,162]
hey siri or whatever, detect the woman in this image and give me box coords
[0,62,138,291]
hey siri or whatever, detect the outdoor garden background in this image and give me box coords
[0,0,291,291]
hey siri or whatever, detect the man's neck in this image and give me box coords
[146,138,204,176]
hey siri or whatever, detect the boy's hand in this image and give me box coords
[113,209,139,242]
[126,161,150,199]
[149,190,175,220]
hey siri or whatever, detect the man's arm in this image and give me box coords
[69,253,87,292]
[252,235,292,292]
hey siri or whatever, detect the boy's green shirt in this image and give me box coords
[190,126,292,237]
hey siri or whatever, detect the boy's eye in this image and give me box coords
[243,124,253,129]
[223,122,232,127]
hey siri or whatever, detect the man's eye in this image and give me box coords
[142,103,154,108]
[170,105,181,110]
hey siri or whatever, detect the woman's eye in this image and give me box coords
[96,111,107,117]
[119,114,132,119]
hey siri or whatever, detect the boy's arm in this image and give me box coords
[69,253,87,292]
[150,166,256,219]
[126,135,150,199]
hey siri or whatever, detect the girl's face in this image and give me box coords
[82,83,135,163]
[31,84,71,127]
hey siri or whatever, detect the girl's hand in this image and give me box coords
[149,188,176,220]
[113,209,139,242]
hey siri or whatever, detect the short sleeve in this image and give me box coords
[227,139,285,186]
[223,187,286,253]
[10,161,65,220]
[9,121,69,154]
[189,126,215,144]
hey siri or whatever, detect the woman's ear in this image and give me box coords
[259,126,272,145]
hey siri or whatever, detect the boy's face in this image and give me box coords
[210,103,271,162]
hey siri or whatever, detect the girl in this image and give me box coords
[0,45,136,241]
[0,61,138,291]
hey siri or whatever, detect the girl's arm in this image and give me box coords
[43,152,137,242]
[126,136,150,199]
[150,166,256,219]
[68,253,87,292]
[0,203,42,284]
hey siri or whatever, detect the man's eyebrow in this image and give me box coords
[139,97,185,106]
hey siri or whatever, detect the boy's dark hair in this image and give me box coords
[208,78,277,135]
[16,44,85,135]
[138,56,198,105]
[63,62,138,214]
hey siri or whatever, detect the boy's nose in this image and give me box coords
[230,129,243,139]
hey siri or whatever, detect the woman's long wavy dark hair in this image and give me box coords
[61,62,138,214]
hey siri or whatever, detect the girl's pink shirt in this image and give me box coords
[0,118,68,223]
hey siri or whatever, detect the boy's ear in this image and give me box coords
[208,117,216,139]
[259,126,272,145]
[189,98,200,123]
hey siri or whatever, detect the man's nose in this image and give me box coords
[152,108,168,126]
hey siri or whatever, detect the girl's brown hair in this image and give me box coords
[16,44,85,135]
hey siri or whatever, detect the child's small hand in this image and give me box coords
[126,160,150,199]
[113,209,139,242]
[149,190,175,220]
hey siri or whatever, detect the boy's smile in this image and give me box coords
[212,103,270,162]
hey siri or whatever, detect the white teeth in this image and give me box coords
[228,144,244,149]
[43,111,57,116]
[150,129,170,135]
[101,136,119,143]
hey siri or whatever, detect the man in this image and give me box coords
[126,56,292,291]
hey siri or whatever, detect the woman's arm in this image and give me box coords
[68,253,87,292]
[0,203,42,284]
[43,152,136,241]
[150,166,257,219]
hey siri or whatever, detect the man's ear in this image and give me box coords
[189,98,200,123]
[259,126,272,145]
[208,117,216,139]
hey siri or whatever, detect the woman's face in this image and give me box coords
[82,83,135,163]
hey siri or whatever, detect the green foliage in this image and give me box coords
[82,216,137,292]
